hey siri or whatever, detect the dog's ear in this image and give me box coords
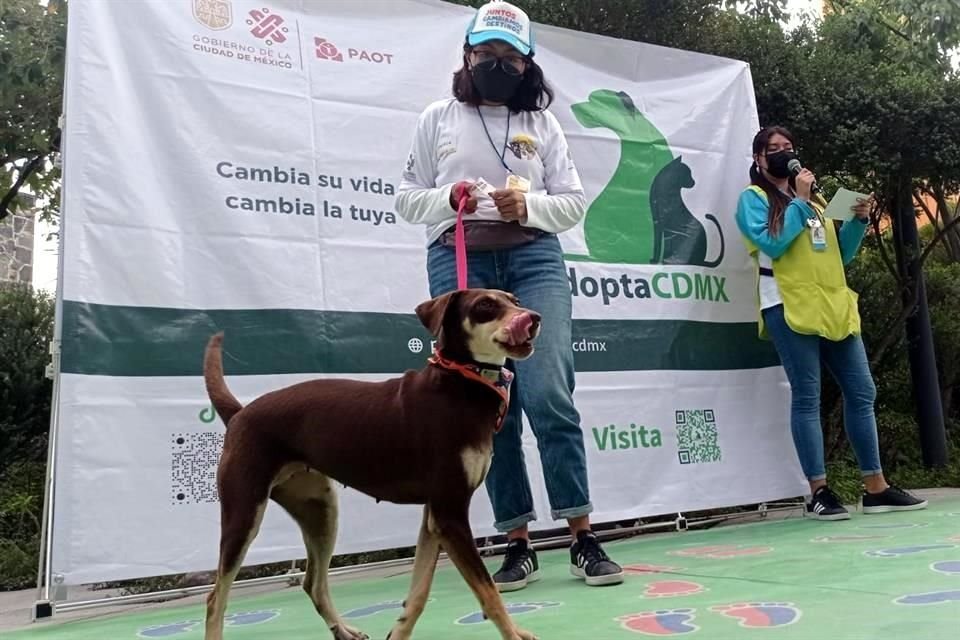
[415,291,460,337]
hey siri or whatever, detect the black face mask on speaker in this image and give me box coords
[764,149,799,179]
[471,59,524,104]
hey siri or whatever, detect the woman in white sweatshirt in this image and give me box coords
[395,1,623,593]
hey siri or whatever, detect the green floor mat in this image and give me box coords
[6,498,959,639]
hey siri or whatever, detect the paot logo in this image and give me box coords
[315,37,395,65]
[315,37,344,61]
[247,7,288,45]
[192,0,232,30]
[566,90,724,268]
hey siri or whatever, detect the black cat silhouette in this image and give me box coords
[649,156,725,267]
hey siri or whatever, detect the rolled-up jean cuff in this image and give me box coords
[808,474,827,482]
[551,502,593,521]
[494,511,537,534]
[861,469,883,478]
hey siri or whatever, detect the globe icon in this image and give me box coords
[408,338,424,353]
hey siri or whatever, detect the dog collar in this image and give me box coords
[428,349,513,432]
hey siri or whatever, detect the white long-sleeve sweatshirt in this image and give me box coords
[395,98,586,246]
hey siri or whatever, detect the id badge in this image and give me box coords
[809,218,827,251]
[506,174,531,193]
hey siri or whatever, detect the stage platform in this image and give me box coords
[4,491,959,639]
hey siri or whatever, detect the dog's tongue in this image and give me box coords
[506,313,533,345]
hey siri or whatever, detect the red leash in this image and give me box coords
[453,183,469,290]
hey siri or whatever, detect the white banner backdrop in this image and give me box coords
[52,0,807,585]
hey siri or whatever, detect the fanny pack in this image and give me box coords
[438,220,544,251]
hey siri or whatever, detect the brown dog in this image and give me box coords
[202,288,542,640]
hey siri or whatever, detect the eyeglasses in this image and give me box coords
[764,145,794,154]
[471,50,526,76]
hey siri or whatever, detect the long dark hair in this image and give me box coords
[750,126,796,237]
[452,44,554,113]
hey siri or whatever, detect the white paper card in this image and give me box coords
[824,187,870,221]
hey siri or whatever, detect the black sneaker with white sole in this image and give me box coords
[493,539,540,592]
[806,486,851,521]
[862,485,928,514]
[569,530,624,587]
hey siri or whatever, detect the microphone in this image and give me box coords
[787,158,821,194]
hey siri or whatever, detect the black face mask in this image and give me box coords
[764,149,798,179]
[471,60,524,104]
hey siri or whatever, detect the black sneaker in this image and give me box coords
[569,531,624,587]
[806,486,850,521]
[862,485,928,514]
[493,539,540,592]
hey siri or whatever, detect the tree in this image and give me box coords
[0,283,54,589]
[446,0,787,52]
[0,0,66,224]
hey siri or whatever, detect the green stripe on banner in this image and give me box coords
[60,301,779,376]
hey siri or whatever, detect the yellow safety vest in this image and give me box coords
[742,185,861,341]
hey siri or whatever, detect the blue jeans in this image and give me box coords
[762,304,883,481]
[426,233,593,532]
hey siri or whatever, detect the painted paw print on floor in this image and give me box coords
[811,534,889,543]
[224,609,281,626]
[643,581,706,598]
[710,603,801,628]
[343,599,436,619]
[138,620,201,638]
[932,560,960,575]
[456,601,561,625]
[668,545,772,559]
[864,544,955,558]
[894,590,960,606]
[625,563,682,575]
[858,522,929,530]
[617,608,699,635]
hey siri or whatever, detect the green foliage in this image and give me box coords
[0,0,67,223]
[0,461,45,590]
[0,284,54,590]
[0,283,54,466]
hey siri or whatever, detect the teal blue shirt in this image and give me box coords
[735,189,868,265]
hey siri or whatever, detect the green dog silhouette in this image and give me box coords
[566,89,723,268]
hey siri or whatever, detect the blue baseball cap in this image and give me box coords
[465,1,535,57]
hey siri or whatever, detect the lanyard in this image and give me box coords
[476,106,513,174]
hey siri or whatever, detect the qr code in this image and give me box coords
[171,432,224,505]
[676,409,721,465]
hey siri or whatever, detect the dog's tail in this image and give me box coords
[204,332,243,427]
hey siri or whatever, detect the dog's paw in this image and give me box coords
[512,628,539,640]
[330,623,369,640]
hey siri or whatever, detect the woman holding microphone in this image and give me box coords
[735,126,927,521]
